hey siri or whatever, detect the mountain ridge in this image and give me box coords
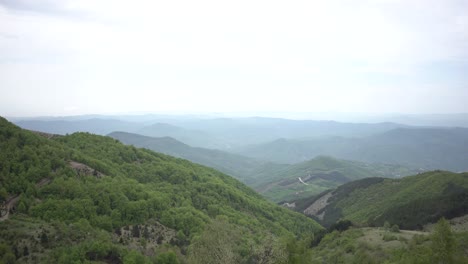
[0,116,322,263]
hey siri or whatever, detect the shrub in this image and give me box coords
[383,233,397,242]
[390,224,400,233]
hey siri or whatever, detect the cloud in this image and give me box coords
[0,0,467,116]
[0,0,88,18]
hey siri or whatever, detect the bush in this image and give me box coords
[329,220,353,232]
[398,236,408,243]
[383,221,391,230]
[383,233,397,242]
[344,243,355,253]
[390,224,400,233]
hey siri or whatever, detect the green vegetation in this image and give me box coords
[432,218,456,264]
[301,172,468,228]
[251,156,416,202]
[0,117,322,263]
[5,115,468,263]
[108,131,272,184]
[104,134,419,203]
[308,221,468,263]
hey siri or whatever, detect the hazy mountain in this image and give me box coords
[236,127,468,171]
[136,123,225,149]
[252,156,418,202]
[12,116,409,150]
[108,131,271,183]
[366,113,468,128]
[13,118,143,135]
[167,117,405,149]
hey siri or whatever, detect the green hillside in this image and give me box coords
[299,171,468,229]
[252,156,417,202]
[308,222,468,263]
[0,117,322,263]
[107,131,271,184]
[106,133,418,203]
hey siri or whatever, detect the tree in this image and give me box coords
[155,251,179,264]
[431,218,455,264]
[123,251,147,264]
[0,187,7,202]
[383,221,391,230]
[187,218,239,264]
[390,224,399,233]
[252,234,287,264]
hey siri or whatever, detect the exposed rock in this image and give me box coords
[69,161,104,178]
[303,191,333,220]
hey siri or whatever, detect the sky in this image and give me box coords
[0,0,468,117]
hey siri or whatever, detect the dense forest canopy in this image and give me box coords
[0,117,322,263]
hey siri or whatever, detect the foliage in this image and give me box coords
[108,131,271,184]
[309,226,468,264]
[390,224,399,233]
[253,156,416,202]
[306,172,468,228]
[0,117,323,263]
[431,218,455,264]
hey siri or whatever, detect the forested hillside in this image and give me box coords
[251,156,417,202]
[0,117,322,263]
[107,131,271,184]
[298,171,468,229]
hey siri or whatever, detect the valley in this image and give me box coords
[2,115,468,263]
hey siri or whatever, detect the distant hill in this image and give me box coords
[14,118,143,135]
[136,123,224,149]
[13,116,407,150]
[252,156,418,202]
[235,127,468,171]
[167,117,405,149]
[295,171,468,229]
[0,116,322,263]
[108,131,271,184]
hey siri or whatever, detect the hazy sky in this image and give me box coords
[1,0,467,117]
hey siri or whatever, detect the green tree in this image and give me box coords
[123,250,148,264]
[431,218,455,264]
[390,224,400,233]
[0,187,8,202]
[383,221,391,230]
[187,217,239,264]
[155,251,179,264]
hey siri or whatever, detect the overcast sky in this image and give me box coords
[1,0,467,117]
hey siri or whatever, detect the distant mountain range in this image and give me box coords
[108,132,422,203]
[108,131,270,183]
[14,118,143,135]
[235,127,468,171]
[12,116,406,150]
[136,123,224,149]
